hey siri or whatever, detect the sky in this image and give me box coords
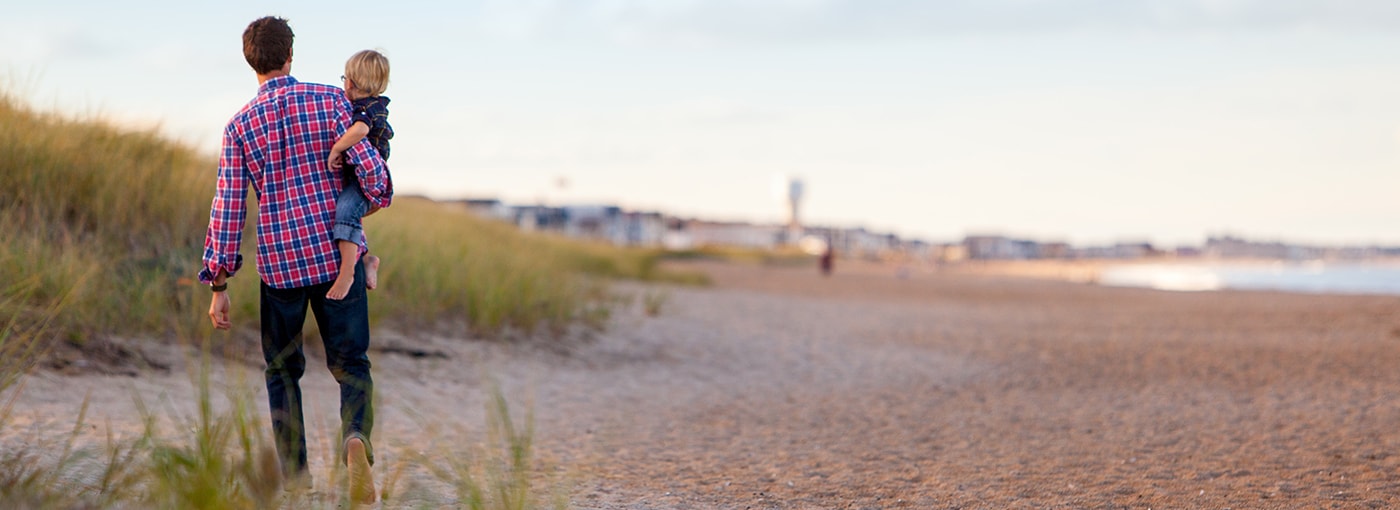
[5,0,1400,247]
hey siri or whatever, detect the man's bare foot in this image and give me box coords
[365,255,380,291]
[346,437,376,505]
[327,271,354,300]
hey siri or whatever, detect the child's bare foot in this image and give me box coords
[365,255,380,290]
[327,271,354,300]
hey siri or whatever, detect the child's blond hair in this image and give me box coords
[344,50,390,97]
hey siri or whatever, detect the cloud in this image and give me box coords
[461,0,1400,45]
[5,26,116,63]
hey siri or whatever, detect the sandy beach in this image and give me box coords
[5,259,1400,508]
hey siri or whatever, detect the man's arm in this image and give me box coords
[328,121,370,170]
[200,126,249,328]
[345,141,392,209]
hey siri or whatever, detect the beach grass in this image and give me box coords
[1,292,556,509]
[663,244,815,267]
[415,388,565,510]
[367,198,706,333]
[1,343,558,509]
[0,90,698,352]
[0,87,713,509]
[0,91,688,508]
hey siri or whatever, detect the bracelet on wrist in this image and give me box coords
[211,282,228,292]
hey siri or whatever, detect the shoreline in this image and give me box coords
[923,257,1400,295]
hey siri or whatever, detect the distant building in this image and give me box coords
[618,211,666,246]
[461,197,1400,264]
[936,243,969,263]
[785,177,804,234]
[898,239,934,262]
[965,235,1035,260]
[1112,242,1158,259]
[510,205,568,232]
[461,198,511,220]
[1039,242,1072,259]
[1174,246,1203,258]
[670,220,784,250]
[1206,236,1290,259]
[560,205,622,241]
[1072,242,1160,259]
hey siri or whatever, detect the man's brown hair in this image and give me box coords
[243,16,294,75]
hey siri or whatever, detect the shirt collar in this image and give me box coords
[362,95,390,108]
[258,75,299,95]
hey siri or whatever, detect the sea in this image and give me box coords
[1097,261,1400,296]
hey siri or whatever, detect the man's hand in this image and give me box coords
[209,291,231,330]
[327,151,344,171]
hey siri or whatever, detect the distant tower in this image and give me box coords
[786,177,804,238]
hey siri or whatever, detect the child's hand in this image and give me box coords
[327,151,344,171]
[365,205,381,217]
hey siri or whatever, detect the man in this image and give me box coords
[200,16,392,504]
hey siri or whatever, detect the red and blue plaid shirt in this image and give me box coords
[200,75,393,289]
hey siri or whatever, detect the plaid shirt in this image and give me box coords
[351,95,393,161]
[200,75,393,289]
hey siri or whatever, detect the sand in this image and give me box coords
[5,259,1400,508]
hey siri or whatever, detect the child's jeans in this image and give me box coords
[333,179,370,248]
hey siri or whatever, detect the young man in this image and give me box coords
[200,16,391,504]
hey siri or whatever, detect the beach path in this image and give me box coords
[5,260,1400,509]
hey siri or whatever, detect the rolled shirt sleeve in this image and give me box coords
[346,140,393,209]
[198,126,249,283]
[350,107,374,129]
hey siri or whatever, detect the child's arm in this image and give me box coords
[328,121,371,170]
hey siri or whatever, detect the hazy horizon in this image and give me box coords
[6,1,1400,247]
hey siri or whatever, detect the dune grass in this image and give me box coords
[663,244,816,267]
[0,91,696,508]
[0,88,721,509]
[0,340,558,509]
[0,90,698,352]
[367,198,707,334]
[366,198,610,336]
[1,282,556,509]
[0,91,211,341]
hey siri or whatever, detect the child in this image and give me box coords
[327,49,394,300]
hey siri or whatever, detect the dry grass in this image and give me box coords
[0,88,700,509]
[0,90,698,350]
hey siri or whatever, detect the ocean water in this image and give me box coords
[1097,262,1400,296]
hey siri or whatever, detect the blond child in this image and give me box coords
[327,49,394,300]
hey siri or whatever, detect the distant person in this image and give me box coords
[326,49,395,300]
[820,242,834,276]
[201,16,392,504]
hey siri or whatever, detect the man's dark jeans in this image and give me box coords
[260,258,374,477]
